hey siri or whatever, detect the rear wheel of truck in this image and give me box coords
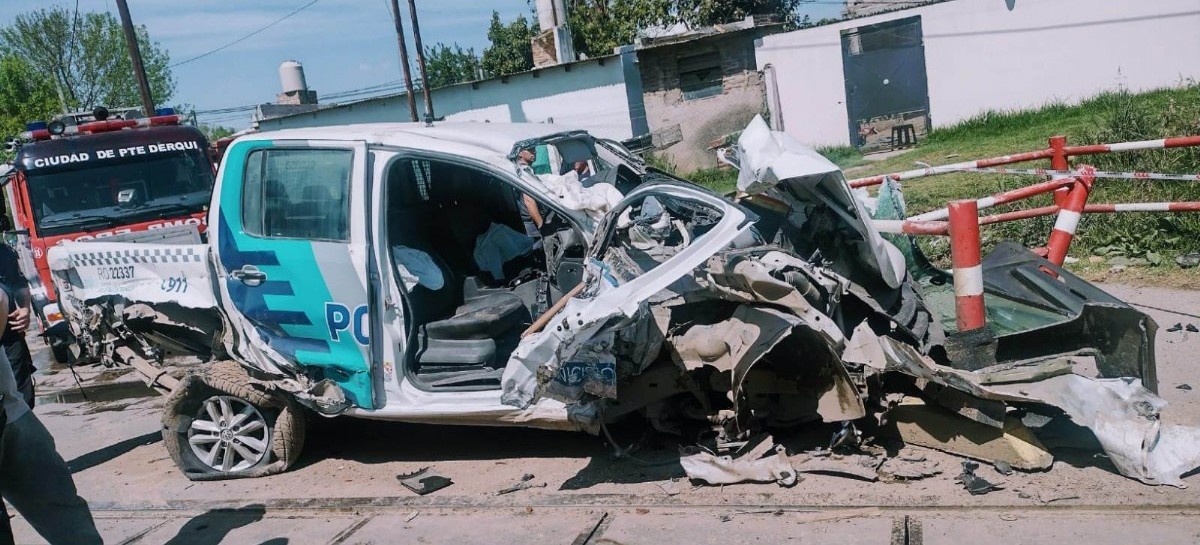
[162,361,306,480]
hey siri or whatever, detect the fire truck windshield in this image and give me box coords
[25,148,213,237]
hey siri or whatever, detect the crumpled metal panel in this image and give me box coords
[679,436,797,487]
[979,243,1158,390]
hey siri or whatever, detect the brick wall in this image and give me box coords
[638,34,767,172]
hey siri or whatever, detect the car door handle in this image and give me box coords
[230,265,267,287]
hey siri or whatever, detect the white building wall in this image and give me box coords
[258,57,636,141]
[757,0,1200,147]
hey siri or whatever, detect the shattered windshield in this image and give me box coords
[601,193,728,281]
[26,148,213,236]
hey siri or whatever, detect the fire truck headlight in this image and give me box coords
[93,106,109,121]
[47,120,66,136]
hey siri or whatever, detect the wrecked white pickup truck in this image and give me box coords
[46,117,1200,486]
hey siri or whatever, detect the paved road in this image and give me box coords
[10,284,1200,544]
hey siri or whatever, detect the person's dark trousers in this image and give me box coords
[0,411,102,544]
[5,340,33,409]
[0,401,9,545]
[0,499,12,545]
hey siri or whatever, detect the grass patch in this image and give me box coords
[855,84,1200,269]
[816,145,867,169]
[688,168,739,194]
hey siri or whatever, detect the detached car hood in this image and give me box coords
[735,116,906,290]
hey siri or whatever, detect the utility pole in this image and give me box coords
[406,0,435,121]
[388,0,419,122]
[115,0,156,116]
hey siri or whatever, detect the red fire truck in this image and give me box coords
[3,107,214,362]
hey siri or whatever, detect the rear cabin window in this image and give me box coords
[242,149,352,241]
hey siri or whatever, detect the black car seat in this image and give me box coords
[396,235,533,389]
[389,163,533,390]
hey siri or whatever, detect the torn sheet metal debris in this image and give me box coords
[792,453,881,481]
[988,375,1200,488]
[877,456,942,481]
[495,473,547,495]
[397,467,453,495]
[957,461,1002,495]
[679,436,797,487]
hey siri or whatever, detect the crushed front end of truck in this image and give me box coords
[510,117,1196,487]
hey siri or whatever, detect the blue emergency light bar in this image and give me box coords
[25,121,47,131]
[155,107,176,116]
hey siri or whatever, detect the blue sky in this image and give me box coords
[1,1,842,128]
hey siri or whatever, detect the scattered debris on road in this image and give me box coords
[654,479,685,496]
[957,461,1003,495]
[679,435,797,487]
[1178,384,1193,391]
[494,473,547,495]
[792,453,881,482]
[1039,493,1081,504]
[993,461,1014,476]
[885,398,1053,471]
[397,467,453,495]
[877,456,942,481]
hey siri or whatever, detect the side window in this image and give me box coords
[242,148,353,240]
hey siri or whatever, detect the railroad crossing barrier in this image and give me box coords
[861,133,1200,332]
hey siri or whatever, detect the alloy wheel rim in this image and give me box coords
[186,395,270,472]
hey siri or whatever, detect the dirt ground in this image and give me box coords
[9,284,1200,544]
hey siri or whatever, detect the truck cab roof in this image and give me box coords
[16,125,208,173]
[242,122,589,170]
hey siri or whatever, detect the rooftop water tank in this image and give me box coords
[279,60,308,94]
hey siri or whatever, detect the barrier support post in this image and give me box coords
[1050,135,1070,207]
[948,199,986,332]
[1045,167,1094,267]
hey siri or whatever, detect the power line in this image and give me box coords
[170,0,322,68]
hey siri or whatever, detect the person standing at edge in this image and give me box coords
[0,239,34,408]
[0,289,102,543]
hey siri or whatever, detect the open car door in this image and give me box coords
[500,178,755,411]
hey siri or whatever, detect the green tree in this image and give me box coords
[566,0,802,58]
[670,0,803,28]
[567,0,670,59]
[0,6,175,113]
[423,43,480,89]
[480,11,536,78]
[0,55,58,156]
[199,123,236,142]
